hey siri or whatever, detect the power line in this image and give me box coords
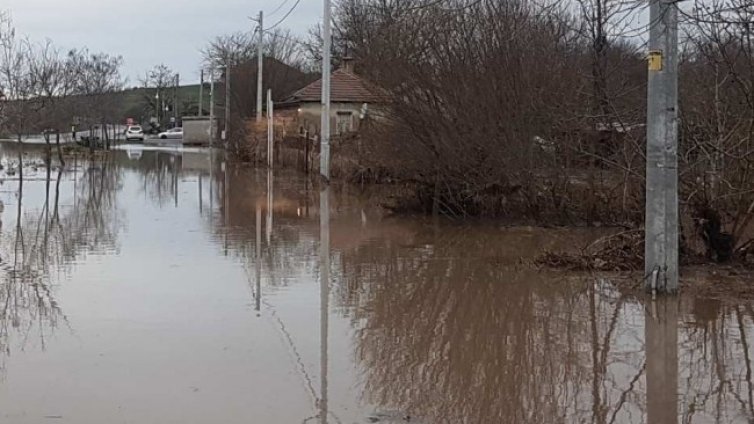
[269,0,292,17]
[267,0,303,31]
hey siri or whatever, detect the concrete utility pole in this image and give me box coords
[198,69,204,117]
[224,62,230,141]
[644,0,679,294]
[267,89,274,168]
[320,0,332,181]
[209,68,215,145]
[256,11,264,122]
[174,73,179,126]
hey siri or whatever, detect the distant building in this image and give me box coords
[277,58,383,136]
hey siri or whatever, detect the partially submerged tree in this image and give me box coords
[27,40,71,165]
[0,14,37,143]
[66,48,125,150]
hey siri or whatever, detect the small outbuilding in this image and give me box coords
[277,59,383,136]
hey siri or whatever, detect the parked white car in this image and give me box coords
[125,125,145,141]
[158,128,183,140]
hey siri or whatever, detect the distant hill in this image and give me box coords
[117,84,206,124]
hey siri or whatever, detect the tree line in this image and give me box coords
[115,0,754,262]
[309,0,754,263]
[0,12,125,161]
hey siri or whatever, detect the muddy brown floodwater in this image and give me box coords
[0,143,752,424]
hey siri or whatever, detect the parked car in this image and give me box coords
[126,125,145,141]
[158,128,183,140]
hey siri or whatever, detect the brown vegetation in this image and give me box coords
[302,0,754,263]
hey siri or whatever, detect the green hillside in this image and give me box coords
[117,84,208,124]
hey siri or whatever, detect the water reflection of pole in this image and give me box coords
[74,155,78,206]
[173,158,178,208]
[319,185,330,424]
[256,205,262,313]
[198,174,203,215]
[209,149,214,214]
[646,298,679,424]
[267,168,273,244]
[224,160,229,223]
[14,147,24,268]
[223,158,229,254]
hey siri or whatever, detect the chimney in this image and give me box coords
[341,57,355,74]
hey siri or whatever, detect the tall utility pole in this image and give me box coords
[645,0,679,294]
[174,73,179,126]
[198,69,204,117]
[209,68,215,145]
[267,89,274,168]
[256,11,264,122]
[224,63,230,141]
[320,0,332,180]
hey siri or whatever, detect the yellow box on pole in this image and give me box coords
[648,50,663,71]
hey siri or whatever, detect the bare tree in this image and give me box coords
[27,39,70,165]
[0,14,37,143]
[202,28,308,70]
[674,0,754,259]
[66,48,125,151]
[141,64,177,130]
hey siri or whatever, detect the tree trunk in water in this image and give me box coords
[56,131,65,167]
[103,122,110,150]
[89,126,95,156]
[44,132,52,168]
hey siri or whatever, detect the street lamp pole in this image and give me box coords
[155,91,161,128]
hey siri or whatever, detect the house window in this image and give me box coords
[336,112,354,135]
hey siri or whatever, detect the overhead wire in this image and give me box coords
[267,0,304,31]
[269,0,292,17]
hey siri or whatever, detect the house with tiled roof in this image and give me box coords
[278,58,382,136]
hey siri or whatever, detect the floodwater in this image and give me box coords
[0,143,751,424]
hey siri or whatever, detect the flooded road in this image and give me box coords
[0,143,751,423]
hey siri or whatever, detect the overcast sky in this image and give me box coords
[4,0,320,85]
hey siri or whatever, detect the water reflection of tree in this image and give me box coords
[336,229,754,423]
[139,151,181,208]
[203,162,754,422]
[680,301,754,423]
[0,155,123,375]
[336,230,646,423]
[211,165,320,289]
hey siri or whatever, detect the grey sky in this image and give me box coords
[4,0,320,85]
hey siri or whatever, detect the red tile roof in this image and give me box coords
[284,69,383,104]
